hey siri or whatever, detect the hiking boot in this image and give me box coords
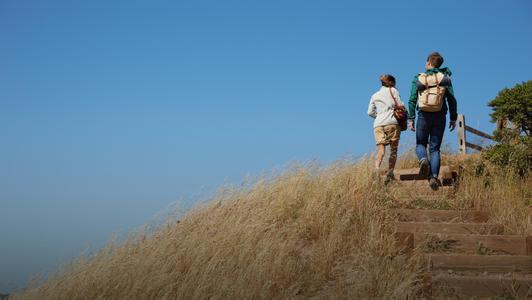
[418,158,430,179]
[429,177,441,191]
[384,170,395,185]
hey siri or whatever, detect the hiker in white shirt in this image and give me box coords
[367,74,405,183]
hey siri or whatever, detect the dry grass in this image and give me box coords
[15,158,423,299]
[14,153,531,299]
[452,155,531,235]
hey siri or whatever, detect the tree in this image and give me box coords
[488,80,532,137]
[484,80,532,177]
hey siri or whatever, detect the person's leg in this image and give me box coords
[388,133,400,172]
[376,144,386,170]
[373,126,387,171]
[383,140,398,184]
[428,112,447,179]
[416,112,432,177]
[415,112,431,161]
[385,139,399,182]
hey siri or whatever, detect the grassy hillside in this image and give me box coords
[14,154,531,299]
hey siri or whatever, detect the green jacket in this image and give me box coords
[408,67,458,121]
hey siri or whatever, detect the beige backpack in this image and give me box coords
[417,72,446,112]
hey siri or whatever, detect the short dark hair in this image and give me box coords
[380,74,396,87]
[427,52,444,68]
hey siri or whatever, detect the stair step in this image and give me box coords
[431,273,532,297]
[396,195,450,201]
[414,233,532,255]
[394,179,454,189]
[394,232,414,252]
[394,166,457,182]
[395,197,452,204]
[397,199,455,211]
[396,222,503,235]
[428,254,532,274]
[393,209,489,223]
[393,186,455,197]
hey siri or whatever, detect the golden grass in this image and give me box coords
[14,153,530,299]
[452,155,531,235]
[15,158,423,299]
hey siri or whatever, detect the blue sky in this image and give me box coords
[1,0,531,292]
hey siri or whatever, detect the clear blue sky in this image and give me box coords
[1,0,531,292]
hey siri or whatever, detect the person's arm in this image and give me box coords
[446,83,458,131]
[407,75,419,131]
[408,75,419,120]
[446,84,457,121]
[368,95,377,118]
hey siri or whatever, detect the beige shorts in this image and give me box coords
[374,125,401,145]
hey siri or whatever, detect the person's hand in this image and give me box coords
[449,120,456,131]
[408,120,415,132]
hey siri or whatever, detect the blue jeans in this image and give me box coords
[416,111,446,178]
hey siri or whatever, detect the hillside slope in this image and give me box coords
[14,155,531,299]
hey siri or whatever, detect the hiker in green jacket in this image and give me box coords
[408,52,458,191]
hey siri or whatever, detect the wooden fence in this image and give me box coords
[457,114,496,154]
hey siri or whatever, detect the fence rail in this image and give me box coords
[457,114,495,154]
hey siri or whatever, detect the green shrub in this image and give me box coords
[484,81,532,177]
[482,136,531,177]
[488,80,531,136]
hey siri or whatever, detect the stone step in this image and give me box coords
[414,233,532,255]
[430,273,532,298]
[428,254,532,274]
[396,222,504,235]
[392,209,489,223]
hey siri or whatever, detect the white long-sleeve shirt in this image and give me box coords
[367,86,405,128]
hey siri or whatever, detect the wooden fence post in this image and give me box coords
[457,114,467,155]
